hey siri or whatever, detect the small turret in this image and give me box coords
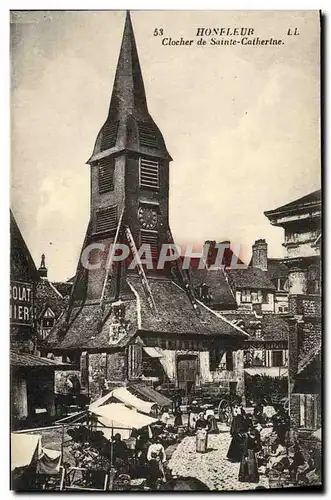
[38,253,48,279]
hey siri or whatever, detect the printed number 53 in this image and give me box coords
[154,28,164,36]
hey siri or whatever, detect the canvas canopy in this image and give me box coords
[129,383,172,408]
[89,387,156,415]
[112,387,156,414]
[90,403,158,440]
[36,448,62,475]
[11,433,42,471]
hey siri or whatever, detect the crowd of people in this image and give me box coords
[66,399,320,490]
[223,401,320,486]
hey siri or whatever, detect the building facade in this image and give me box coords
[265,189,321,429]
[10,211,70,428]
[191,239,290,380]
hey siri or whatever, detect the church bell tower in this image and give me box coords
[86,11,172,290]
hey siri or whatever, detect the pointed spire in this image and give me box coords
[88,10,172,163]
[38,253,48,279]
[109,10,148,117]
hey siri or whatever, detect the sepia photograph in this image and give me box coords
[10,9,321,491]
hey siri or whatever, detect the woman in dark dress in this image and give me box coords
[238,427,261,483]
[174,409,183,427]
[226,405,247,463]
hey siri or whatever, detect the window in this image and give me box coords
[100,121,119,151]
[43,318,54,328]
[169,340,176,350]
[226,351,234,371]
[271,350,283,367]
[95,205,117,234]
[241,289,251,303]
[278,278,287,291]
[209,349,218,372]
[160,339,168,349]
[255,324,262,339]
[262,292,269,304]
[138,122,158,149]
[98,159,114,194]
[140,230,158,260]
[139,158,159,190]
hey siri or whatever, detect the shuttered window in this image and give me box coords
[139,158,159,190]
[95,205,117,234]
[100,121,119,151]
[140,230,158,259]
[98,159,114,194]
[138,122,158,148]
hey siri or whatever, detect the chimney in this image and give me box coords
[251,239,268,271]
[38,253,48,279]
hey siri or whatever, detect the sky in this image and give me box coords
[10,10,321,281]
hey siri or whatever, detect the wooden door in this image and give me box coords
[177,355,198,391]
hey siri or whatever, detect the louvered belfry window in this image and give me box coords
[139,157,159,190]
[100,121,119,151]
[95,205,118,234]
[98,158,114,194]
[138,122,158,148]
[141,230,158,259]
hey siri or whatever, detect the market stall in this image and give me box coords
[89,388,156,415]
[90,403,158,440]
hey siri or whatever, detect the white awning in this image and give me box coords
[89,391,113,411]
[89,387,156,415]
[11,433,41,471]
[90,403,158,439]
[112,387,156,415]
[143,347,163,358]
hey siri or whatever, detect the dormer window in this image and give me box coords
[139,157,159,190]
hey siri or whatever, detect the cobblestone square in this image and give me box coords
[168,430,269,491]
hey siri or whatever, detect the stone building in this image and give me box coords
[191,240,290,378]
[265,189,321,429]
[10,211,70,428]
[45,12,248,400]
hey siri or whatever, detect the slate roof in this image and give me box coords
[222,312,289,342]
[10,210,39,283]
[262,314,289,341]
[46,275,248,351]
[264,189,321,217]
[35,279,68,320]
[11,351,71,369]
[226,268,276,290]
[52,281,73,298]
[45,295,139,351]
[267,259,289,280]
[188,266,237,310]
[297,343,321,375]
[127,276,247,338]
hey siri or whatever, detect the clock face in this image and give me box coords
[138,207,158,230]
